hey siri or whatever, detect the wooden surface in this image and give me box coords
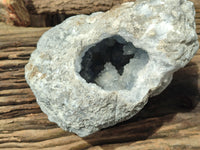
[0,2,200,150]
[24,0,200,15]
[25,0,127,15]
[24,0,131,27]
[0,0,30,26]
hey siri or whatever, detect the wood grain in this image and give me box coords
[0,0,30,26]
[24,0,134,27]
[25,0,127,15]
[0,2,200,149]
[24,0,200,27]
[24,0,200,15]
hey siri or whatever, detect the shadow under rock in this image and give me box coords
[82,62,200,147]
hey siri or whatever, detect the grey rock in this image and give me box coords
[25,0,199,137]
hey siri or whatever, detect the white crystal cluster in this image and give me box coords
[25,0,199,137]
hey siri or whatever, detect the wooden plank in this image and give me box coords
[0,0,30,26]
[25,0,127,15]
[25,0,200,15]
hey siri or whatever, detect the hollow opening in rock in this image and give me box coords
[79,35,149,91]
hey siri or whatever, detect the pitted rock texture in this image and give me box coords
[25,0,199,137]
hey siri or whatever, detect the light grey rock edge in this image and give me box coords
[25,0,199,137]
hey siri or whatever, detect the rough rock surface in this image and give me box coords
[25,0,199,137]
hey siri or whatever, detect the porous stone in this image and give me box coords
[25,0,199,137]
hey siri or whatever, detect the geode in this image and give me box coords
[25,0,199,137]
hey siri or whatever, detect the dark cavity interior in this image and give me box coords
[80,35,135,83]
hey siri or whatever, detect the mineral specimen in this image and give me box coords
[25,0,199,137]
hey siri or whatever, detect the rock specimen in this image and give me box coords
[25,0,199,137]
